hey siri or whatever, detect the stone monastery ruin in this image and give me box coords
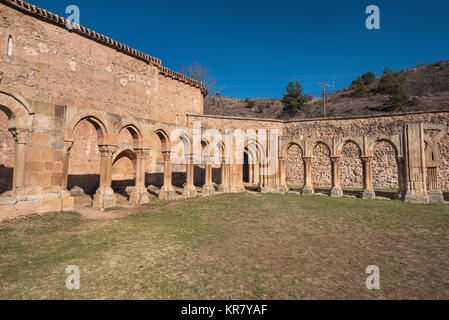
[0,0,448,219]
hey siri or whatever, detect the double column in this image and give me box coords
[301,157,314,195]
[361,156,376,199]
[9,128,29,197]
[274,156,288,193]
[202,156,215,196]
[129,148,151,205]
[330,157,343,197]
[184,154,197,198]
[93,144,117,209]
[159,151,176,200]
[219,156,231,193]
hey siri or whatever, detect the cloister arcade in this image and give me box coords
[0,88,448,218]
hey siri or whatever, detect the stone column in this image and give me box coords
[8,128,29,197]
[59,140,75,211]
[259,159,269,193]
[159,151,176,200]
[396,156,406,200]
[302,156,314,195]
[129,148,151,205]
[361,156,375,200]
[93,144,117,209]
[277,156,289,193]
[184,154,197,198]
[427,167,444,203]
[330,157,343,197]
[219,157,231,193]
[61,141,73,191]
[202,156,215,196]
[248,163,254,184]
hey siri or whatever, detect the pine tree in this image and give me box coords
[378,68,409,110]
[352,77,368,97]
[281,81,307,115]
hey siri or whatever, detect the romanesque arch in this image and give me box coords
[111,148,137,199]
[284,142,304,187]
[371,138,400,199]
[65,115,110,195]
[151,128,176,200]
[339,140,363,189]
[0,88,34,197]
[312,141,332,190]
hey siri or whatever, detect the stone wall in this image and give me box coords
[285,112,449,190]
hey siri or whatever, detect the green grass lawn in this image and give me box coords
[1,193,448,299]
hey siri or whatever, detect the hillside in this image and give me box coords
[204,60,449,119]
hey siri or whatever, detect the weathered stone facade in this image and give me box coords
[0,0,448,220]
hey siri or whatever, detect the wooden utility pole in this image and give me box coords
[317,82,331,118]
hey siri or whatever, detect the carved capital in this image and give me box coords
[162,150,172,161]
[330,157,340,164]
[302,156,312,165]
[361,156,372,165]
[98,144,116,157]
[135,147,150,159]
[9,128,29,144]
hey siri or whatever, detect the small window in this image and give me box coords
[7,35,12,56]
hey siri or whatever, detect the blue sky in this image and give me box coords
[31,0,449,98]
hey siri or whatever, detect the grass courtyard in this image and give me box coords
[0,192,448,299]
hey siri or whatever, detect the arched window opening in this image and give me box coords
[7,35,13,57]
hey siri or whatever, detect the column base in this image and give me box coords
[202,184,215,197]
[129,189,151,206]
[302,185,314,196]
[278,185,289,194]
[403,190,429,204]
[159,186,177,200]
[184,186,198,198]
[268,185,289,194]
[259,185,270,193]
[395,191,405,200]
[230,185,246,193]
[330,187,343,198]
[362,188,376,200]
[93,187,116,209]
[218,184,231,193]
[427,190,444,204]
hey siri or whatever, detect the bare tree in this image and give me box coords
[180,62,223,96]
